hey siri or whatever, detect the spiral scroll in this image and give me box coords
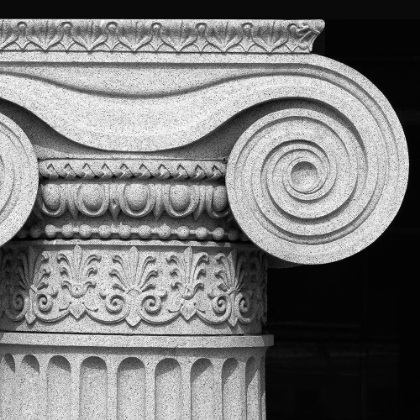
[0,114,38,247]
[227,98,408,265]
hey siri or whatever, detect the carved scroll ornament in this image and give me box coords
[0,113,38,247]
[226,71,409,264]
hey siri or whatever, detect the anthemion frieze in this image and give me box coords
[0,19,408,419]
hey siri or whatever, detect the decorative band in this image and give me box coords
[39,159,227,180]
[36,181,230,221]
[0,241,267,334]
[18,223,246,242]
[0,20,324,54]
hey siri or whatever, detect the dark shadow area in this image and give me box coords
[266,19,420,419]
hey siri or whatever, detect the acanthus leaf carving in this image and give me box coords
[100,246,166,326]
[1,247,52,324]
[160,20,198,52]
[0,20,18,49]
[166,247,208,321]
[0,244,266,331]
[206,21,243,52]
[71,19,108,51]
[116,20,153,52]
[251,20,289,53]
[57,245,101,320]
[26,19,62,51]
[209,250,254,327]
[0,20,324,53]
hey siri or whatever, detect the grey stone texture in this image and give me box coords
[0,114,38,247]
[0,19,408,419]
[0,333,272,419]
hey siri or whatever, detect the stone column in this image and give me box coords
[0,20,408,419]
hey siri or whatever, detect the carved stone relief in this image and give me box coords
[227,88,408,264]
[0,113,39,247]
[0,19,323,53]
[36,180,229,222]
[0,334,272,419]
[0,241,266,334]
[0,19,409,420]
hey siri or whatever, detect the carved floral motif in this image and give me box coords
[99,246,166,326]
[209,250,254,326]
[0,20,324,53]
[166,247,208,321]
[0,247,52,324]
[57,245,101,319]
[0,244,267,330]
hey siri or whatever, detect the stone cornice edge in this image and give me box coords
[0,19,324,54]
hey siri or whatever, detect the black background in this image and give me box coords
[265,20,419,419]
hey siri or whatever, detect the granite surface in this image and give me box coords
[0,19,409,420]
